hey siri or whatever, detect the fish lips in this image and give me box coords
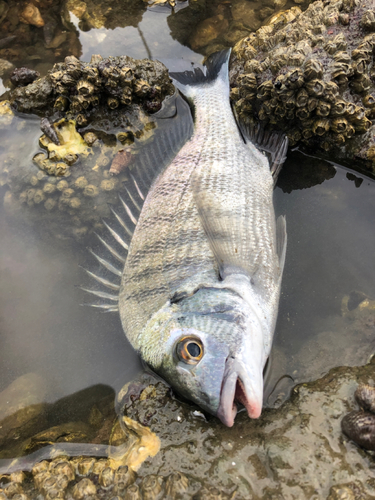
[217,357,263,427]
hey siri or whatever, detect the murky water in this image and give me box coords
[1,0,375,470]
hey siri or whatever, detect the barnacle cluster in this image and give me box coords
[167,0,313,56]
[0,463,189,500]
[9,54,174,117]
[230,0,375,172]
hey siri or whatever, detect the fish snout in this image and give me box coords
[217,357,263,427]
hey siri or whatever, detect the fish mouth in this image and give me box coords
[217,360,263,427]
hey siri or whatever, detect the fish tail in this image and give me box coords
[169,49,231,101]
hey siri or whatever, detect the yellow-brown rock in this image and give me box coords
[20,4,44,27]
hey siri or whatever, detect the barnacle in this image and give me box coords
[72,478,97,500]
[361,10,375,31]
[54,96,69,112]
[296,88,309,107]
[303,59,323,80]
[100,179,116,191]
[313,118,330,136]
[316,101,331,117]
[330,99,347,116]
[83,184,99,197]
[120,67,134,85]
[140,475,164,499]
[331,118,348,133]
[121,87,132,106]
[285,68,304,89]
[350,75,371,94]
[305,79,325,97]
[107,97,119,109]
[363,94,375,108]
[134,80,151,97]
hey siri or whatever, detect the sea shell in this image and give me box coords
[342,410,375,451]
[110,149,132,175]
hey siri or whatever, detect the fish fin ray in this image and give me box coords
[79,287,119,301]
[108,207,133,238]
[119,195,138,225]
[170,49,231,99]
[82,268,120,291]
[103,220,129,251]
[82,303,119,312]
[276,215,287,276]
[95,233,126,264]
[239,123,289,183]
[89,249,122,276]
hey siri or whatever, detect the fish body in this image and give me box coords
[86,51,288,426]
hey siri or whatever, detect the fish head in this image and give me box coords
[149,288,267,427]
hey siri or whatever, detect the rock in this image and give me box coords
[0,0,9,25]
[0,403,48,455]
[190,14,229,51]
[8,54,174,116]
[10,67,40,87]
[231,0,262,31]
[20,4,45,28]
[0,373,47,422]
[230,0,375,175]
[0,58,14,78]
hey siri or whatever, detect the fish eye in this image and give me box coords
[176,336,204,365]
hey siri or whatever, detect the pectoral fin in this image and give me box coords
[191,160,262,280]
[276,215,287,276]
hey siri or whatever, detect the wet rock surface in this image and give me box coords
[230,0,375,175]
[1,362,375,498]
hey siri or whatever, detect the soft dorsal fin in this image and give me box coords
[238,122,289,183]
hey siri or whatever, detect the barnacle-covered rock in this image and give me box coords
[0,101,159,241]
[230,0,375,174]
[8,54,174,118]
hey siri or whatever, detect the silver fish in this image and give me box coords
[84,50,288,426]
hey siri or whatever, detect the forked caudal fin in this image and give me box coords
[169,49,231,101]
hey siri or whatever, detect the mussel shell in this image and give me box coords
[341,410,375,451]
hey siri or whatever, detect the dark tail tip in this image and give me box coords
[170,49,231,86]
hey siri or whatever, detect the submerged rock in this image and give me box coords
[0,89,170,241]
[230,0,375,175]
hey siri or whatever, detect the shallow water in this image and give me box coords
[0,0,375,465]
